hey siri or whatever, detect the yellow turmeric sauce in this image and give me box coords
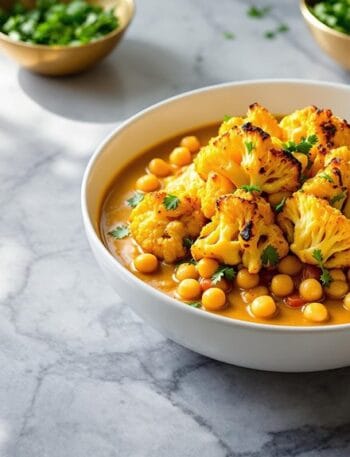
[100,124,350,326]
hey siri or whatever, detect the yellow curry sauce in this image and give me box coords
[100,122,350,326]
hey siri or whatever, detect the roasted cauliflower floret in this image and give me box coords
[240,123,301,193]
[200,171,234,218]
[164,163,205,200]
[191,189,288,273]
[302,157,350,210]
[325,146,350,166]
[278,192,350,268]
[219,103,283,138]
[195,123,300,194]
[280,106,350,174]
[195,125,249,186]
[129,191,206,263]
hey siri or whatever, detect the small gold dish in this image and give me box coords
[300,0,350,71]
[0,0,135,76]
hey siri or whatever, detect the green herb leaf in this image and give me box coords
[188,301,202,308]
[108,224,130,239]
[126,192,144,208]
[223,114,232,122]
[330,192,346,205]
[244,140,255,154]
[283,135,318,155]
[312,249,323,264]
[264,30,276,39]
[212,265,236,284]
[319,172,334,183]
[223,31,235,40]
[274,197,286,213]
[247,5,271,18]
[261,245,279,267]
[277,23,289,33]
[240,184,262,193]
[163,194,180,210]
[183,237,195,249]
[320,269,332,288]
[312,249,332,287]
[176,257,197,266]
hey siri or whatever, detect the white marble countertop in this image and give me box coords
[1,0,350,456]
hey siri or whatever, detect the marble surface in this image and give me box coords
[1,0,350,455]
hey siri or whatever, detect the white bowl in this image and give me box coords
[82,79,350,372]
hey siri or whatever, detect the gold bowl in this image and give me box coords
[0,0,135,76]
[300,0,350,71]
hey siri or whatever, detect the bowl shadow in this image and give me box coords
[17,38,197,123]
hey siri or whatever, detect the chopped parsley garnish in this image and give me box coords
[240,184,262,193]
[247,5,271,18]
[274,197,286,213]
[176,257,197,266]
[264,30,276,39]
[188,301,202,308]
[163,194,180,210]
[319,173,334,183]
[212,265,236,284]
[277,23,289,33]
[126,192,144,208]
[283,134,318,155]
[183,237,195,249]
[223,31,235,40]
[261,245,279,267]
[312,249,332,287]
[223,114,232,122]
[244,140,255,154]
[108,224,130,239]
[330,192,346,205]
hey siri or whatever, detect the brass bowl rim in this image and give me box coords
[0,0,135,51]
[300,0,350,40]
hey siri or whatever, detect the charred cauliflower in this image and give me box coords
[302,157,350,210]
[195,123,300,194]
[191,189,288,273]
[280,106,350,174]
[129,191,206,263]
[278,192,350,268]
[219,103,283,139]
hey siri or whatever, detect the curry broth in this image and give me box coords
[101,124,350,326]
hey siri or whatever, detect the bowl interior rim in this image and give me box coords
[82,78,350,334]
[300,0,350,40]
[0,0,135,50]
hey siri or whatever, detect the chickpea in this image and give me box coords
[196,258,219,279]
[303,302,329,323]
[299,278,323,302]
[268,191,291,208]
[343,293,350,311]
[169,147,192,166]
[236,268,259,289]
[250,295,277,319]
[134,253,158,274]
[330,269,346,282]
[278,255,303,276]
[177,278,201,300]
[241,286,269,304]
[202,287,226,311]
[180,135,201,153]
[271,274,294,297]
[175,263,199,281]
[148,158,171,177]
[325,280,349,299]
[136,174,160,192]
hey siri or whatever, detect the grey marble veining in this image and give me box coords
[1,0,350,456]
